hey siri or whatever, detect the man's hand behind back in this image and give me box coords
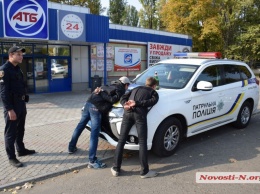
[123,100,136,110]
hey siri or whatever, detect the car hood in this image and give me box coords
[113,83,184,108]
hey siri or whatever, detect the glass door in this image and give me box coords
[49,57,71,92]
[34,58,48,93]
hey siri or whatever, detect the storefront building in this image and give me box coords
[0,0,192,93]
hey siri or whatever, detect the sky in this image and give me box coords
[100,0,142,15]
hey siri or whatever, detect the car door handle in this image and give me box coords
[218,93,224,97]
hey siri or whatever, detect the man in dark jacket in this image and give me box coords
[0,46,35,168]
[68,76,130,169]
[111,77,159,178]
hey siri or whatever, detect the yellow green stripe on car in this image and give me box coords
[188,93,245,129]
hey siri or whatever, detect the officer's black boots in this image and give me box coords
[9,158,23,168]
[18,149,36,157]
[8,149,36,167]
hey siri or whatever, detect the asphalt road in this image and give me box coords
[6,112,260,194]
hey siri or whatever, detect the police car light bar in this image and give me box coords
[173,52,222,59]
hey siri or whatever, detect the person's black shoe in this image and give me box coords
[9,158,23,168]
[18,149,36,157]
[68,147,78,154]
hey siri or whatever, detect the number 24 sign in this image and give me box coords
[61,14,84,39]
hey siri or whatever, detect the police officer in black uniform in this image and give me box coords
[0,46,35,168]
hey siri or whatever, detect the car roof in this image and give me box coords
[157,58,247,66]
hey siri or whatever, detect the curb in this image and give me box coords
[0,156,113,190]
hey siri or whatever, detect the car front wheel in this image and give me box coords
[152,117,183,157]
[232,101,252,129]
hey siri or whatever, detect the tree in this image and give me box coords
[138,0,159,29]
[49,0,105,15]
[123,5,139,27]
[160,0,260,61]
[107,0,127,24]
[157,0,167,30]
[226,0,260,64]
[49,0,75,5]
[84,0,105,15]
[160,0,222,52]
[228,25,260,64]
[49,0,64,3]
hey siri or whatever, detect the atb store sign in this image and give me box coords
[3,0,48,39]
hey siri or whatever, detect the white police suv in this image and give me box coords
[99,52,259,157]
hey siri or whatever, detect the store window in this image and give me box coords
[34,44,48,55]
[48,45,70,56]
[90,43,147,82]
[51,59,68,79]
[34,58,48,93]
[2,43,33,55]
[22,45,33,55]
[2,43,17,54]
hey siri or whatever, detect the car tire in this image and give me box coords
[152,117,183,157]
[232,101,252,129]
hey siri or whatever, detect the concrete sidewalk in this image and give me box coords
[0,91,116,190]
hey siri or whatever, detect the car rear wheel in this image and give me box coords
[152,117,183,157]
[232,101,252,129]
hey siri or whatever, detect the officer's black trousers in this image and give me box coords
[4,100,26,159]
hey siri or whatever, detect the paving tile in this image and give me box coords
[0,91,116,189]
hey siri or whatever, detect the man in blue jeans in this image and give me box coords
[68,77,130,169]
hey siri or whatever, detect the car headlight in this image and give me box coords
[109,107,124,118]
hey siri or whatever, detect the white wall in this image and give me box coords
[71,46,89,90]
[80,46,89,82]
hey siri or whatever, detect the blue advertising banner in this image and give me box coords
[58,10,86,41]
[2,0,48,39]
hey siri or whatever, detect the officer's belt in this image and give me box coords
[11,94,25,101]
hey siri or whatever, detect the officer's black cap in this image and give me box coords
[8,46,26,54]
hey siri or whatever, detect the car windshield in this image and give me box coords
[134,63,199,89]
[55,64,62,67]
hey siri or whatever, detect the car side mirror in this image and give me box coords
[197,81,213,91]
